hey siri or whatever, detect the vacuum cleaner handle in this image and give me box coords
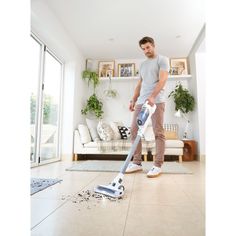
[120,135,141,174]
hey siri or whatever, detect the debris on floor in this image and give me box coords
[61,189,125,210]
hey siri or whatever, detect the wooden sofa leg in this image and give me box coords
[179,155,183,163]
[72,153,77,161]
[144,154,147,162]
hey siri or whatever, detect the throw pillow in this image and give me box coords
[109,121,122,140]
[97,121,114,141]
[118,126,131,139]
[164,130,178,140]
[86,118,100,141]
[78,124,92,144]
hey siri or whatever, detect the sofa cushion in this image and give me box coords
[97,121,114,141]
[118,126,131,139]
[164,130,178,140]
[165,140,184,148]
[78,124,92,144]
[83,142,98,148]
[109,121,122,140]
[86,118,100,141]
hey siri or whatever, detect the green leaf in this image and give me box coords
[81,93,104,118]
[168,83,195,114]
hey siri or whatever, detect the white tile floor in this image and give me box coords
[31,160,205,236]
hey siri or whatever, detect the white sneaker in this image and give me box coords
[125,163,143,173]
[147,166,162,178]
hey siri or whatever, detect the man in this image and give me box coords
[126,36,169,178]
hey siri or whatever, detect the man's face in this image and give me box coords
[140,42,155,58]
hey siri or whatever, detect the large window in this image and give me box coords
[30,34,63,166]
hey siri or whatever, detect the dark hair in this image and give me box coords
[139,36,155,47]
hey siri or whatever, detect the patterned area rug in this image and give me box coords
[66,160,192,174]
[31,178,62,195]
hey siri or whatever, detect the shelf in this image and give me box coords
[168,75,192,79]
[99,76,139,81]
[99,74,192,81]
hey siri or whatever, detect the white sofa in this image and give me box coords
[73,123,184,162]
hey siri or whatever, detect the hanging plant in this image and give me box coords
[82,70,99,92]
[168,83,195,113]
[104,75,118,98]
[81,69,104,118]
[81,93,103,118]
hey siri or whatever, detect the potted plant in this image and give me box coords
[81,93,103,118]
[168,83,195,113]
[104,74,118,98]
[168,83,195,139]
[81,70,104,118]
[82,70,99,92]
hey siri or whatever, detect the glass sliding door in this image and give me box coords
[39,49,62,163]
[30,36,41,165]
[30,34,63,166]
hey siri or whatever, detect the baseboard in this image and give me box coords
[198,154,205,162]
[61,154,73,161]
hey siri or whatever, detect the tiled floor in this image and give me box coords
[31,160,205,236]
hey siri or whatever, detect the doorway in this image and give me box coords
[30,34,63,166]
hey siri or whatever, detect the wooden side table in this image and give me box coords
[182,140,196,161]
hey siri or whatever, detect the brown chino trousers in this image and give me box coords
[131,103,165,167]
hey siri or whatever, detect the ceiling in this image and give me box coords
[36,0,205,59]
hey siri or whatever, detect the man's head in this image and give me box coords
[139,36,156,58]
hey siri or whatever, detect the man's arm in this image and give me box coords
[129,79,142,111]
[147,70,168,106]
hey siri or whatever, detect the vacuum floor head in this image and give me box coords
[94,184,124,198]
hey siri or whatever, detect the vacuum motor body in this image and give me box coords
[137,103,150,126]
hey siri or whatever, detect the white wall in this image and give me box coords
[188,25,206,160]
[31,1,86,158]
[195,43,206,157]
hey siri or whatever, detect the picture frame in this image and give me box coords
[118,63,135,77]
[170,58,188,75]
[105,69,113,78]
[98,61,115,77]
[169,67,179,75]
[85,58,93,70]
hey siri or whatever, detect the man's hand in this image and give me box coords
[146,96,155,106]
[129,100,135,111]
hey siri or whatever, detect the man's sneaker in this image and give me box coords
[147,166,162,178]
[125,163,143,173]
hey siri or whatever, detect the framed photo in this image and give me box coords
[170,58,188,75]
[106,69,113,78]
[98,61,115,77]
[118,63,135,77]
[85,58,93,70]
[169,67,178,75]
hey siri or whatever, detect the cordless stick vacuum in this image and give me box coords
[94,101,156,198]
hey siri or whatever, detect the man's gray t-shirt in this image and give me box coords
[136,54,170,104]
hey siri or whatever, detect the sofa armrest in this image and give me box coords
[74,130,85,153]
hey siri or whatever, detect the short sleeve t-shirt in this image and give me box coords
[136,54,170,104]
